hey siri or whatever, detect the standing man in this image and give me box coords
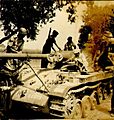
[64,36,76,51]
[41,29,61,68]
[0,27,27,85]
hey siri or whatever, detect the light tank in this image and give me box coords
[0,42,114,119]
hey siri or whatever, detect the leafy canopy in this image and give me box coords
[0,0,80,41]
[82,4,114,42]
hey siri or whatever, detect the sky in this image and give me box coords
[0,1,114,53]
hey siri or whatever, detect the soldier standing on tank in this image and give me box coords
[41,29,61,68]
[64,36,76,51]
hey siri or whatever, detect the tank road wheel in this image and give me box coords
[73,100,82,119]
[64,94,77,119]
[82,96,91,118]
[90,91,97,110]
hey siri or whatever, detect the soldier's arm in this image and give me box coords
[64,44,67,50]
[54,42,61,50]
[7,39,18,53]
[8,46,18,53]
[64,55,75,63]
[72,42,76,49]
[51,46,56,52]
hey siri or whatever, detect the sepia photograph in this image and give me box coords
[0,0,114,119]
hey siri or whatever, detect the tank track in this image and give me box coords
[49,96,65,118]
[49,80,112,119]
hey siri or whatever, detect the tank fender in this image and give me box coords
[49,81,102,98]
[49,83,76,98]
[11,86,49,107]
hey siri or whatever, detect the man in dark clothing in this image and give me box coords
[41,30,61,68]
[98,41,113,71]
[64,36,76,51]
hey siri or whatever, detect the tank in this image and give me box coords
[0,43,114,119]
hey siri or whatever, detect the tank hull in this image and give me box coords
[10,67,114,118]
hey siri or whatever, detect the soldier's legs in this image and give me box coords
[0,72,11,119]
[41,58,48,68]
[111,80,114,113]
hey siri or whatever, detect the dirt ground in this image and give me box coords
[80,94,114,120]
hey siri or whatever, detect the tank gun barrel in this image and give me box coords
[0,53,48,59]
[0,51,74,59]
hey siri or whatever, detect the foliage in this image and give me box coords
[81,4,114,69]
[0,0,93,43]
[0,0,55,40]
[82,4,114,43]
[0,0,79,42]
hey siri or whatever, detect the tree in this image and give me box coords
[0,0,76,43]
[82,4,114,43]
[81,4,114,69]
[0,0,93,43]
[0,0,56,40]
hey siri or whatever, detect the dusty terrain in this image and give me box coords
[80,94,114,120]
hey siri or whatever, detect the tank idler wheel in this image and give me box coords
[90,91,97,110]
[73,99,82,119]
[82,96,91,118]
[64,94,76,119]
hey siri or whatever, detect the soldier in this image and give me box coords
[0,27,27,85]
[64,36,76,51]
[7,27,27,53]
[41,29,61,68]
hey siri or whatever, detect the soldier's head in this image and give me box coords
[67,36,72,43]
[18,27,27,38]
[52,30,59,37]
